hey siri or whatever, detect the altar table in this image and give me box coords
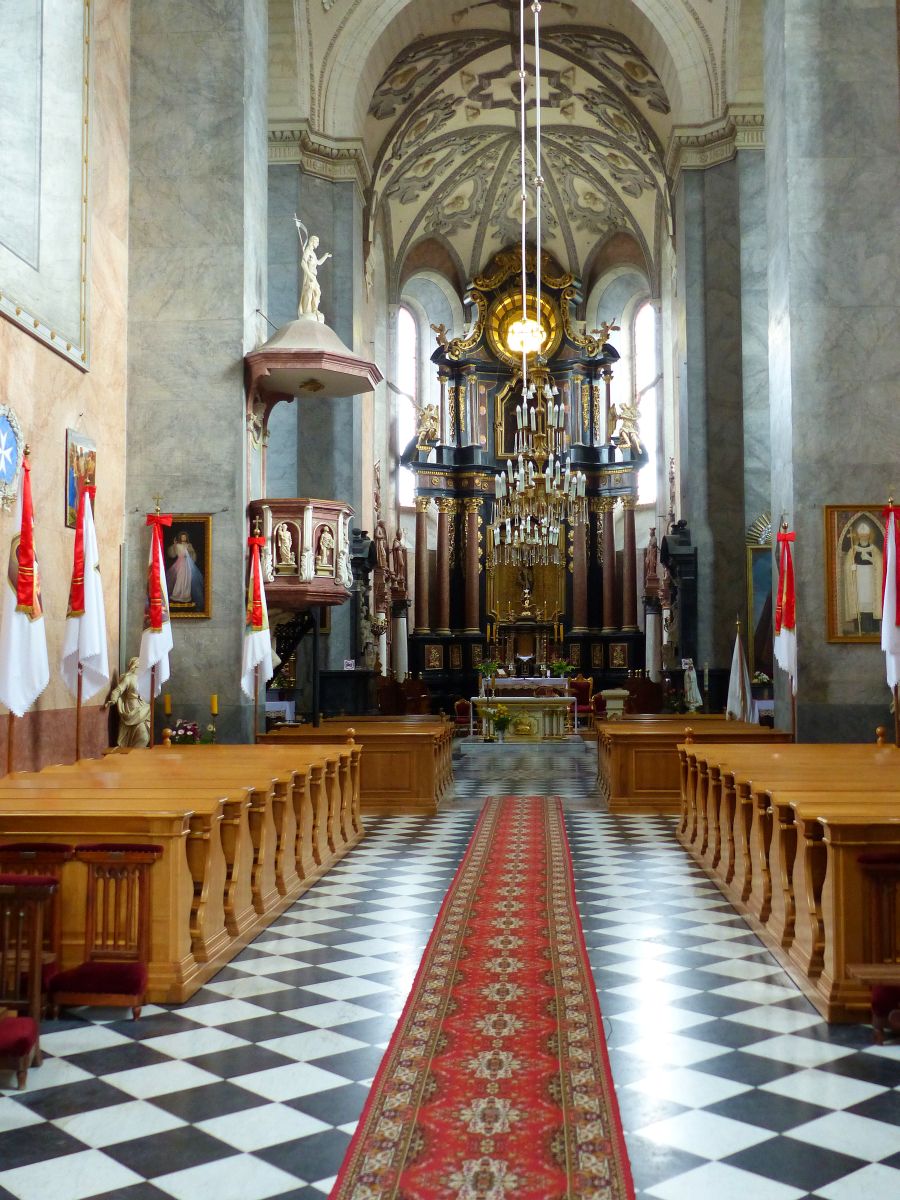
[487,677,571,695]
[472,695,576,740]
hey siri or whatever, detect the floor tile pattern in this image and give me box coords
[1,741,898,1200]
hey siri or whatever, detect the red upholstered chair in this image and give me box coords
[454,698,472,734]
[847,850,900,1042]
[0,843,75,989]
[570,674,593,717]
[591,692,607,719]
[0,874,58,1089]
[47,844,162,1021]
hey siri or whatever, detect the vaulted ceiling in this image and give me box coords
[365,22,673,282]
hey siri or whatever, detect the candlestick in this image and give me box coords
[210,694,218,716]
[163,693,171,715]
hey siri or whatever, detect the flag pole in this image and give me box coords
[75,663,83,760]
[149,664,156,749]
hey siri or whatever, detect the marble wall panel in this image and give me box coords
[126,0,268,743]
[0,0,129,768]
[737,152,771,530]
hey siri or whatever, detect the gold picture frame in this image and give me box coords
[166,514,212,619]
[824,505,886,643]
[591,643,604,669]
[609,642,629,669]
[449,643,462,671]
[425,643,444,670]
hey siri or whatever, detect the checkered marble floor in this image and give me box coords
[1,742,898,1200]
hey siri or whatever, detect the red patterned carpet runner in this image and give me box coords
[331,797,634,1199]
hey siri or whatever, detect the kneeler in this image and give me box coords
[0,842,75,990]
[48,844,162,1020]
[847,850,900,1043]
[0,874,58,1089]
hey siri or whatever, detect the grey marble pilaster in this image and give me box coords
[765,0,900,738]
[737,151,770,530]
[125,0,268,741]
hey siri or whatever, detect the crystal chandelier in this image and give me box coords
[489,0,586,568]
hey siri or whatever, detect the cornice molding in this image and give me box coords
[268,122,371,195]
[665,104,764,177]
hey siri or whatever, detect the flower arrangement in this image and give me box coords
[477,659,500,678]
[549,660,575,678]
[484,703,512,732]
[752,671,771,685]
[169,718,200,744]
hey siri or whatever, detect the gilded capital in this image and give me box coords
[415,497,432,514]
[435,497,457,515]
[599,496,616,513]
[463,497,482,514]
[621,494,637,510]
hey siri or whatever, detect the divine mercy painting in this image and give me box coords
[166,514,212,618]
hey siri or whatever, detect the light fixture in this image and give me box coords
[488,0,586,568]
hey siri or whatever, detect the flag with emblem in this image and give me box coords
[774,525,797,695]
[0,454,50,717]
[241,529,273,698]
[60,486,109,701]
[137,510,174,701]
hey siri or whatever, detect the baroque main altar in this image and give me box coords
[406,249,647,706]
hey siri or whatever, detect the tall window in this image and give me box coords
[633,300,659,505]
[396,306,418,507]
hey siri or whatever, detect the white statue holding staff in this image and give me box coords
[294,214,332,322]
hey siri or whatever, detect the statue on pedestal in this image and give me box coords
[106,657,151,749]
[294,215,332,322]
[391,529,409,591]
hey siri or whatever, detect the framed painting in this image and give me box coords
[825,505,886,642]
[568,642,582,667]
[590,643,604,669]
[166,514,212,619]
[65,429,97,528]
[746,544,774,677]
[609,642,629,670]
[471,643,484,669]
[449,643,462,671]
[425,643,444,671]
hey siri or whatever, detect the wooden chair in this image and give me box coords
[47,844,162,1021]
[570,674,593,717]
[453,698,471,735]
[848,850,900,1042]
[0,843,75,989]
[0,874,58,1088]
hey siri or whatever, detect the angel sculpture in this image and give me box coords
[613,395,643,454]
[294,214,332,322]
[416,401,440,444]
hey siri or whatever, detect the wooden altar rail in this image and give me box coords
[259,718,453,814]
[676,741,900,1020]
[0,743,363,1003]
[597,719,792,813]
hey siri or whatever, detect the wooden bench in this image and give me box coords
[260,719,451,813]
[0,743,363,1002]
[597,719,791,813]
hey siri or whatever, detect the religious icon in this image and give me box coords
[65,427,96,528]
[425,644,444,670]
[315,524,336,574]
[471,643,484,669]
[609,642,628,669]
[450,644,462,671]
[166,515,212,618]
[591,643,604,669]
[825,506,886,643]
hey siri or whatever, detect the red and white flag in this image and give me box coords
[774,526,797,695]
[0,455,50,717]
[60,486,109,701]
[726,627,753,722]
[881,504,900,690]
[241,531,273,697]
[137,511,173,701]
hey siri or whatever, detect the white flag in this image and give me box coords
[241,535,273,698]
[0,458,50,717]
[61,489,109,701]
[881,509,900,690]
[726,630,753,723]
[137,516,173,701]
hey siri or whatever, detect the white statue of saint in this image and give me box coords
[295,214,332,322]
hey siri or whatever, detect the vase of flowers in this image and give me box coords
[170,718,200,744]
[492,703,511,742]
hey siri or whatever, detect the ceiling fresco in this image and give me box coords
[365,22,674,283]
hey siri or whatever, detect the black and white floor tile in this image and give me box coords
[1,742,898,1200]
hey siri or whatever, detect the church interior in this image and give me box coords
[0,1,899,1198]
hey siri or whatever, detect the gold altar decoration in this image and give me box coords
[485,290,563,368]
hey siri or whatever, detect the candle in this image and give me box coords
[163,693,171,715]
[210,694,218,715]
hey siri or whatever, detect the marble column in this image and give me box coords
[621,497,638,632]
[463,499,482,633]
[571,520,589,633]
[601,499,618,633]
[765,0,899,740]
[126,0,267,743]
[434,499,453,635]
[413,497,431,634]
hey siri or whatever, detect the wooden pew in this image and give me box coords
[0,743,364,1002]
[260,720,449,813]
[598,719,790,813]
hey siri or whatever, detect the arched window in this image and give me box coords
[395,306,418,508]
[633,300,659,505]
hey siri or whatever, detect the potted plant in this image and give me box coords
[477,659,500,696]
[549,659,575,678]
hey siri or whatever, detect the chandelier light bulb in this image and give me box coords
[507,316,545,356]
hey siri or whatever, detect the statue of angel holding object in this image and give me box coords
[294,214,332,321]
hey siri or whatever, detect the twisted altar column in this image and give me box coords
[413,497,431,634]
[463,498,482,633]
[571,520,589,633]
[601,497,618,633]
[621,496,638,632]
[434,498,453,635]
